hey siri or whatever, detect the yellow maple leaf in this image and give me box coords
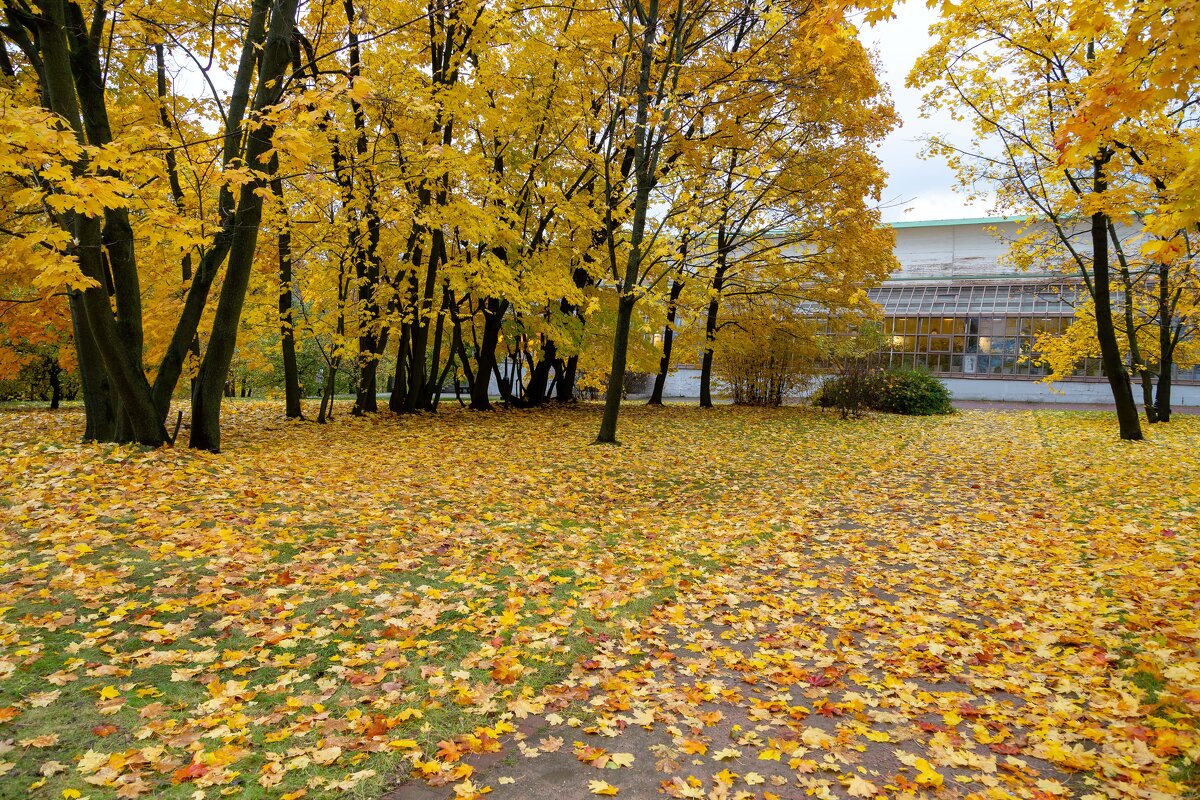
[913,758,944,789]
[311,746,341,765]
[588,779,619,795]
[846,775,879,797]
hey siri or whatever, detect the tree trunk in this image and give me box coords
[698,292,720,408]
[1155,366,1172,423]
[271,175,303,419]
[63,3,145,381]
[649,278,684,405]
[470,298,506,410]
[68,290,115,441]
[1090,155,1142,441]
[597,0,660,444]
[190,0,301,451]
[1110,222,1157,424]
[150,0,272,417]
[74,216,166,444]
[421,284,450,410]
[317,366,337,423]
[524,338,556,406]
[389,324,410,412]
[33,0,165,445]
[48,362,62,409]
[1136,370,1158,423]
[699,256,727,408]
[598,294,637,442]
[345,0,385,416]
[1155,262,1174,423]
[558,355,579,402]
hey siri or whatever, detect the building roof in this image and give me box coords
[888,216,1028,229]
[869,281,1082,316]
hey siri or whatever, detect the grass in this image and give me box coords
[1,402,1198,798]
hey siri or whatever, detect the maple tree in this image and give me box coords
[912,0,1200,438]
[0,0,303,449]
[1,0,902,448]
[591,0,897,442]
[1052,0,1200,424]
[665,19,895,409]
[0,291,75,407]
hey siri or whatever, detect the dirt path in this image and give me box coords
[388,413,1194,799]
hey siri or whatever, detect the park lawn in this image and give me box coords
[0,403,1197,799]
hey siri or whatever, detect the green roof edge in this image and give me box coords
[887,216,1027,229]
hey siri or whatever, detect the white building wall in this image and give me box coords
[652,367,1200,406]
[941,378,1200,405]
[891,219,1016,280]
[889,217,1132,282]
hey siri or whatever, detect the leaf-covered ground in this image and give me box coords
[0,404,1197,800]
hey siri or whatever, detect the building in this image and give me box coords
[662,216,1200,405]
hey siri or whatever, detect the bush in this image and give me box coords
[812,367,879,418]
[814,368,953,416]
[875,369,954,415]
[712,310,821,407]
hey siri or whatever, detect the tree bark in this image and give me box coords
[270,175,303,419]
[345,0,385,416]
[150,0,272,417]
[700,230,731,409]
[698,270,724,408]
[67,290,115,441]
[469,297,507,410]
[558,355,579,402]
[1109,222,1157,423]
[649,278,684,405]
[524,338,556,406]
[48,361,62,409]
[190,0,301,451]
[388,324,410,412]
[1155,262,1174,423]
[1090,154,1143,441]
[32,0,165,445]
[597,0,660,444]
[63,2,145,379]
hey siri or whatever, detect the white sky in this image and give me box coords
[862,1,995,223]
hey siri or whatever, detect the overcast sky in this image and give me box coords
[862,2,995,223]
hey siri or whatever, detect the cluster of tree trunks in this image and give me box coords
[3,0,301,450]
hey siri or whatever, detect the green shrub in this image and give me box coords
[811,370,881,418]
[814,368,953,416]
[876,369,954,416]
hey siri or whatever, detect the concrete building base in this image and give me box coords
[654,367,1200,407]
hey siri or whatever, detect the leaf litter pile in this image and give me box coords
[0,404,1197,800]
